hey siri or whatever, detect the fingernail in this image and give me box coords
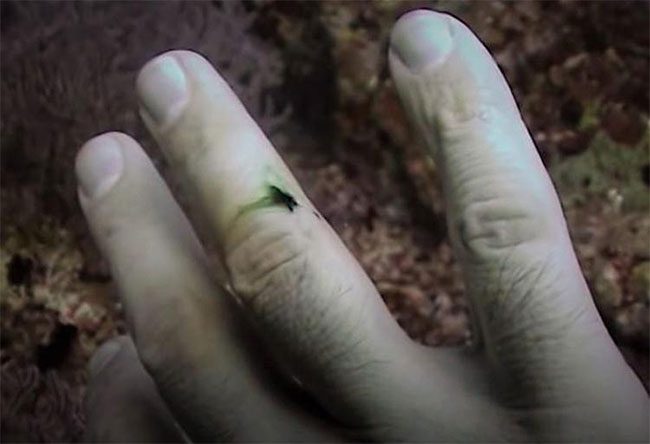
[136,54,189,125]
[76,134,123,200]
[390,10,453,72]
[89,339,123,375]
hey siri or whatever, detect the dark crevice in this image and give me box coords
[7,254,33,286]
[36,324,77,371]
[641,164,649,187]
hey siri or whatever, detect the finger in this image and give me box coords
[84,336,186,443]
[390,9,648,439]
[135,50,458,434]
[76,132,336,441]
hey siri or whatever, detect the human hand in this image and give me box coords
[79,10,648,442]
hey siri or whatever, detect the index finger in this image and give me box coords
[389,9,648,440]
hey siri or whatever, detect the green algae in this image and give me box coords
[550,128,650,212]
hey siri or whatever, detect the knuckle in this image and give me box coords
[130,285,203,378]
[135,327,178,376]
[226,223,310,318]
[135,325,200,392]
[454,194,550,258]
[134,336,190,408]
[223,214,357,352]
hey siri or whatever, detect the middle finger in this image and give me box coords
[136,50,434,431]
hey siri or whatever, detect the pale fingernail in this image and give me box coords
[136,54,189,125]
[76,134,124,200]
[89,339,123,375]
[390,10,453,72]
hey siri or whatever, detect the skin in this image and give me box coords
[78,10,648,443]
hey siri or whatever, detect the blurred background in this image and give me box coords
[1,1,648,441]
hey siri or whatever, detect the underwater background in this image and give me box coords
[1,1,648,441]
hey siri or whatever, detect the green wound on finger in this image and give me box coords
[237,183,300,217]
[269,185,298,211]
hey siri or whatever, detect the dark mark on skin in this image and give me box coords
[235,184,301,219]
[269,185,298,212]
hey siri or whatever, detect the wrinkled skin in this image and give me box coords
[79,10,648,443]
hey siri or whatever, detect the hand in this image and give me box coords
[79,10,648,442]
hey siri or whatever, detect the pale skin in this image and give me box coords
[78,10,648,442]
